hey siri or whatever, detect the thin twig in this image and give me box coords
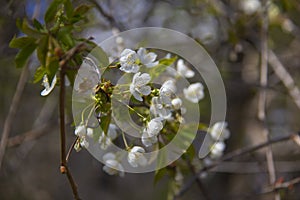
[6,123,52,147]
[260,176,300,195]
[88,0,126,31]
[268,50,300,110]
[258,1,279,199]
[0,64,29,170]
[66,136,79,163]
[210,160,300,174]
[175,133,297,198]
[186,160,211,200]
[59,67,80,200]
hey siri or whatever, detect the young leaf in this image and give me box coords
[64,0,73,18]
[15,42,37,68]
[33,66,47,83]
[147,56,177,80]
[33,19,44,31]
[47,59,59,83]
[9,36,36,49]
[100,112,111,135]
[57,26,74,48]
[44,0,62,24]
[73,4,93,16]
[16,19,42,38]
[89,45,109,69]
[37,36,49,66]
[154,167,168,185]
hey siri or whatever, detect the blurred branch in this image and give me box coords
[186,160,211,200]
[268,50,300,110]
[6,123,52,147]
[0,64,29,170]
[175,133,298,198]
[88,0,126,31]
[260,176,300,195]
[211,161,300,174]
[258,1,279,200]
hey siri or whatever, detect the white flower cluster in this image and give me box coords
[208,121,230,159]
[102,152,124,177]
[74,124,93,150]
[77,48,212,176]
[119,47,158,73]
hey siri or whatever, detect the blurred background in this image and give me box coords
[1,0,300,199]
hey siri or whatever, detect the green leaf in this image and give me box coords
[64,0,73,18]
[33,66,47,83]
[45,0,62,24]
[73,4,92,17]
[184,144,195,160]
[159,56,178,66]
[33,19,44,31]
[46,58,59,83]
[154,167,168,185]
[57,26,74,48]
[147,56,177,80]
[37,36,49,66]
[89,45,109,69]
[16,18,42,38]
[9,36,36,49]
[100,112,111,135]
[15,42,37,68]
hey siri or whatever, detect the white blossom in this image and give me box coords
[160,80,176,96]
[240,0,261,15]
[176,59,195,78]
[41,74,57,96]
[146,117,164,137]
[119,49,140,73]
[75,125,93,149]
[150,96,172,119]
[210,121,230,141]
[171,98,182,110]
[75,125,86,137]
[141,118,163,147]
[98,133,112,150]
[210,141,225,159]
[130,72,151,101]
[137,48,158,68]
[141,130,158,147]
[160,79,177,104]
[75,125,93,137]
[98,124,118,150]
[127,146,147,167]
[103,152,124,177]
[86,128,94,138]
[183,82,204,103]
[80,137,89,148]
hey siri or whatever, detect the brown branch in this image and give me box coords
[260,176,300,195]
[268,50,300,110]
[6,123,51,147]
[175,133,297,198]
[210,160,300,174]
[59,67,80,200]
[0,64,29,170]
[186,160,211,200]
[88,0,126,31]
[57,42,89,200]
[258,1,279,199]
